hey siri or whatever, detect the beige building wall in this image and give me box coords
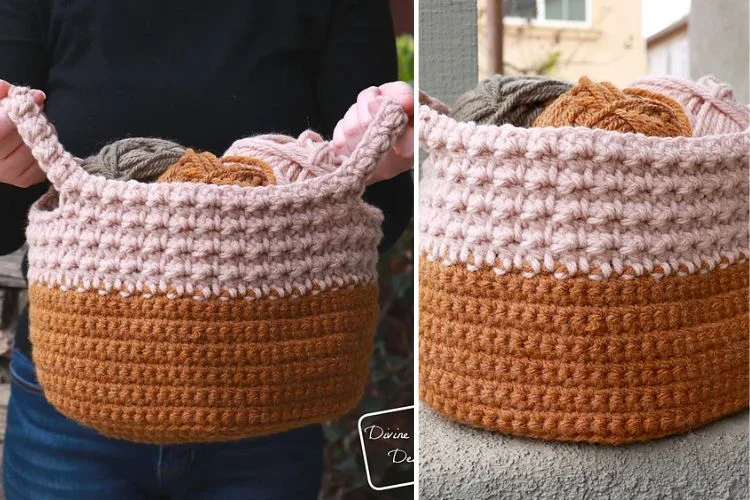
[647,27,689,78]
[478,0,647,87]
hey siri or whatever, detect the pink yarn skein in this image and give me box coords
[630,74,750,136]
[224,131,346,184]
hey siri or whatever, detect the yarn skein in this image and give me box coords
[533,76,693,137]
[629,74,750,136]
[80,138,186,181]
[224,131,346,184]
[451,75,573,127]
[156,149,276,187]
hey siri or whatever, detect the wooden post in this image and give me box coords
[486,0,504,74]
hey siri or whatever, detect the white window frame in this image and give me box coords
[504,0,592,29]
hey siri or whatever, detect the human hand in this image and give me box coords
[332,81,414,185]
[0,80,47,187]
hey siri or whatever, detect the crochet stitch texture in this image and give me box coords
[1,86,408,444]
[419,90,749,444]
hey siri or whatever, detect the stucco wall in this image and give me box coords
[420,407,750,500]
[647,29,689,78]
[689,0,749,103]
[419,0,477,104]
[479,0,647,86]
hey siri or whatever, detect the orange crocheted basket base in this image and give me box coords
[419,259,749,444]
[29,283,379,444]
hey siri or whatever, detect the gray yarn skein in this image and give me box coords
[451,75,573,127]
[80,137,187,181]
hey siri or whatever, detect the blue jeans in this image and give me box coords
[3,349,324,500]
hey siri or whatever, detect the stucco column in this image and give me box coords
[418,0,478,104]
[689,0,749,103]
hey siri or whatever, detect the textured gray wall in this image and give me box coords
[419,0,478,104]
[420,407,750,500]
[689,0,749,103]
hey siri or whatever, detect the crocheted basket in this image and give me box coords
[418,91,749,445]
[1,87,407,444]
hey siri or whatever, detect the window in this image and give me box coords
[675,38,690,79]
[504,0,590,25]
[544,0,586,22]
[505,0,537,19]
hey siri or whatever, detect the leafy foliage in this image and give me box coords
[396,35,415,83]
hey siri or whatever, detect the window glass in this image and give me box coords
[545,0,563,20]
[544,0,587,21]
[568,0,586,21]
[505,0,538,19]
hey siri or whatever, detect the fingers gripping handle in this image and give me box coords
[0,86,78,190]
[341,98,409,190]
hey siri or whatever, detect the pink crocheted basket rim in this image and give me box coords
[417,91,749,280]
[418,93,750,166]
[44,164,361,211]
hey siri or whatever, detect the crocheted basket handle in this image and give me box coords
[1,87,410,192]
[418,90,451,116]
[0,86,80,190]
[338,98,409,190]
[417,90,455,151]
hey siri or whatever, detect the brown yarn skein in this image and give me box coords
[451,75,573,127]
[533,77,692,137]
[157,149,276,187]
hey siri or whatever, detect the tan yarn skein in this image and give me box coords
[451,75,573,127]
[533,77,692,136]
[80,137,187,181]
[157,149,276,187]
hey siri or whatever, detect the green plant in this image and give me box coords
[396,35,414,83]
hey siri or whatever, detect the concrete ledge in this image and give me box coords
[420,406,749,500]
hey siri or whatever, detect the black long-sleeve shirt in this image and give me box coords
[0,0,412,358]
